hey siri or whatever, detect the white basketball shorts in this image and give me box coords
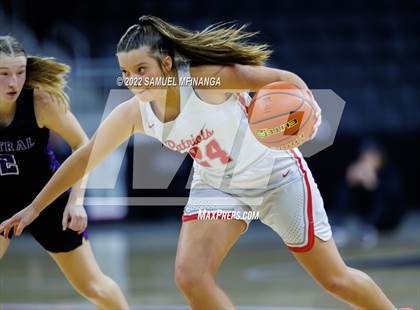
[182,149,332,252]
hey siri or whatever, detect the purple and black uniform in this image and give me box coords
[0,89,87,252]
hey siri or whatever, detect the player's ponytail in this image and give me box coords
[0,35,70,110]
[25,56,70,110]
[117,15,271,66]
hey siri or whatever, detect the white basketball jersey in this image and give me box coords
[138,62,297,190]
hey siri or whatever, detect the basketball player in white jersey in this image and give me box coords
[1,16,396,309]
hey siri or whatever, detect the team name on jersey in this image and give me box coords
[164,128,214,152]
[0,137,35,152]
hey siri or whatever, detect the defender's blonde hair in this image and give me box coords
[0,35,70,110]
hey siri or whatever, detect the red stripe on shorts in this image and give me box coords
[182,213,199,221]
[287,149,315,252]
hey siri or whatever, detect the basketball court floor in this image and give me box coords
[1,211,419,310]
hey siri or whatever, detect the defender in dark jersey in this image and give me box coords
[0,36,129,309]
[0,87,88,251]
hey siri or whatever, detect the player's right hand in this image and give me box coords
[0,205,40,239]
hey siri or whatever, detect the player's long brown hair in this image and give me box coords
[0,35,70,110]
[117,15,271,67]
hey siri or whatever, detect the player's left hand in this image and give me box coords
[0,205,40,238]
[62,204,87,234]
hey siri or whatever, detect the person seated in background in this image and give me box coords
[331,138,403,248]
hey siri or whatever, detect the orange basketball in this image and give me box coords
[248,81,316,150]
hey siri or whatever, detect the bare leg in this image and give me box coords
[175,219,246,310]
[293,237,395,310]
[49,240,129,310]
